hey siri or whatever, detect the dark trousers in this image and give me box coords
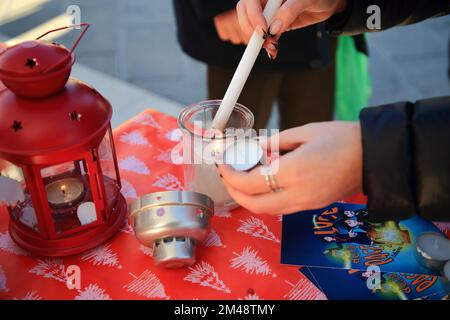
[208,63,335,130]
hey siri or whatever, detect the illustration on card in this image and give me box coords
[281,203,443,275]
[302,267,447,300]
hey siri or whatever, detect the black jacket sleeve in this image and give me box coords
[360,97,450,222]
[190,0,239,20]
[325,0,450,35]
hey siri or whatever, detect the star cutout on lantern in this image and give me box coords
[25,58,38,69]
[69,110,82,122]
[11,120,23,132]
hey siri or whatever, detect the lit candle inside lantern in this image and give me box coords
[415,232,450,271]
[45,177,85,208]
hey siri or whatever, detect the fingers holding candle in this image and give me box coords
[237,0,348,37]
[237,0,269,37]
[217,122,364,215]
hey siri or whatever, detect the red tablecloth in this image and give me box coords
[0,109,448,300]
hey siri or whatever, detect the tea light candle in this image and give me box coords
[415,232,450,271]
[45,177,85,208]
[77,201,97,226]
[443,261,450,293]
[223,138,264,172]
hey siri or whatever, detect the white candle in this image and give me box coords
[416,232,450,261]
[223,138,264,172]
[77,201,97,226]
[443,261,450,294]
[211,0,283,131]
[444,261,450,280]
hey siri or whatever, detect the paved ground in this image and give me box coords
[1,0,449,126]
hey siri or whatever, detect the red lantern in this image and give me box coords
[0,24,127,256]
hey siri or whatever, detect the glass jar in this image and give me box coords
[178,100,255,213]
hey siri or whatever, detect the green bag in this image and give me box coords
[335,35,372,121]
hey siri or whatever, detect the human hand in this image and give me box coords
[214,9,250,45]
[236,0,347,57]
[217,121,363,215]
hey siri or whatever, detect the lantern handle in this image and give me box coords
[35,23,90,74]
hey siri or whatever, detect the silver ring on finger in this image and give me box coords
[262,166,283,193]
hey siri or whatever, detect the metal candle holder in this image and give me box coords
[130,191,214,268]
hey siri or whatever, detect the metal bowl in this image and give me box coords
[130,190,214,268]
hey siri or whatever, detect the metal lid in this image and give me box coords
[153,236,196,268]
[0,79,112,162]
[0,24,89,98]
[130,190,214,218]
[0,40,71,77]
[130,190,214,268]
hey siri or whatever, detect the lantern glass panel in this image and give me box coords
[0,160,38,231]
[41,160,97,233]
[98,129,120,211]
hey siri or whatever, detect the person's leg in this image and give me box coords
[277,63,336,131]
[208,65,282,130]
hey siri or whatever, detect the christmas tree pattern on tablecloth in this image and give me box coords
[139,244,153,257]
[15,290,42,300]
[230,246,276,277]
[202,229,225,248]
[239,292,261,300]
[184,261,231,293]
[133,113,162,129]
[119,156,151,175]
[120,179,138,200]
[237,216,280,243]
[123,270,167,299]
[120,130,152,147]
[81,244,122,269]
[119,218,135,235]
[29,258,67,283]
[164,128,183,142]
[155,148,183,165]
[152,173,183,190]
[284,278,327,300]
[0,232,29,256]
[0,265,8,292]
[75,283,112,300]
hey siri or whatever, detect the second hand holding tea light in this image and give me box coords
[211,0,283,132]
